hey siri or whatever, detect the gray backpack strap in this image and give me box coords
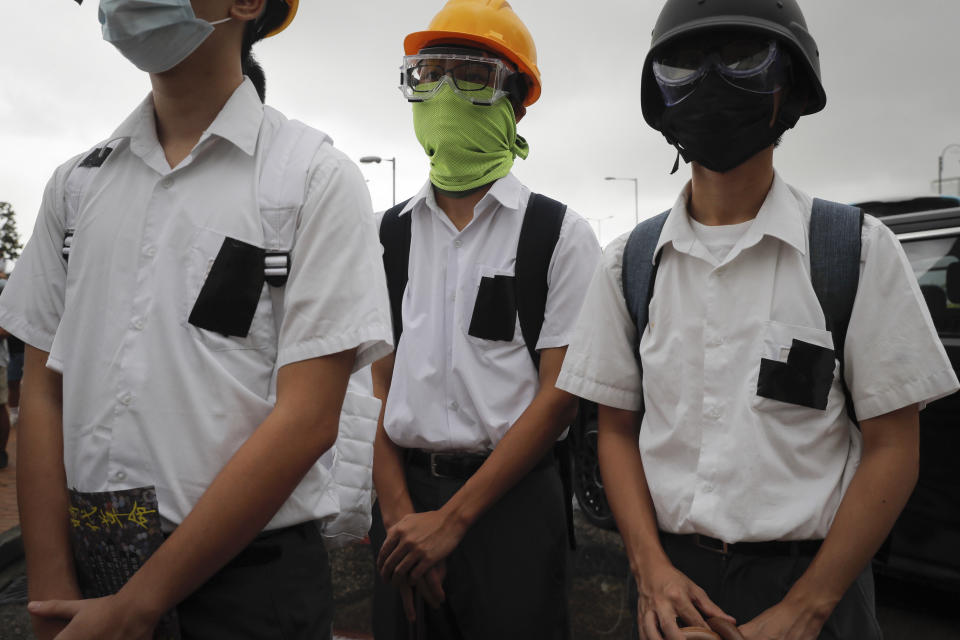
[809,198,864,425]
[258,110,332,288]
[257,111,331,336]
[62,142,119,261]
[621,210,671,379]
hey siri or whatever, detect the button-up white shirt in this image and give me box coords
[557,174,959,543]
[384,174,600,452]
[0,79,393,530]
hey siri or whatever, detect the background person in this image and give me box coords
[0,1,392,638]
[371,1,601,638]
[556,1,960,639]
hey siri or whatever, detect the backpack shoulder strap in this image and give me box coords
[62,140,120,261]
[809,198,864,425]
[379,199,414,345]
[621,210,671,363]
[258,111,332,288]
[515,193,567,369]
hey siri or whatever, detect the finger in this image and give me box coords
[418,573,445,608]
[425,569,446,604]
[27,600,82,620]
[377,531,401,572]
[390,551,421,584]
[655,604,685,640]
[381,542,413,582]
[692,588,736,624]
[400,584,416,623]
[642,609,665,640]
[675,597,710,630]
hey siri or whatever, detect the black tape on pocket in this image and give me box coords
[468,275,517,341]
[188,237,266,338]
[756,339,835,410]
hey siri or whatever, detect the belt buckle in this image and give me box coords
[429,453,444,478]
[695,534,731,555]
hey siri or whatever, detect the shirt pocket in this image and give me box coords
[753,320,836,411]
[465,265,518,343]
[182,226,273,352]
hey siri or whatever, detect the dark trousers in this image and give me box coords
[657,534,883,639]
[176,521,333,640]
[370,462,571,640]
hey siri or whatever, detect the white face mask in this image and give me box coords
[99,0,231,73]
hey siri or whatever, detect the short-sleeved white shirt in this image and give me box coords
[557,174,959,543]
[383,174,601,452]
[0,79,393,529]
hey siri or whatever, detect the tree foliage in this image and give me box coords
[0,202,23,263]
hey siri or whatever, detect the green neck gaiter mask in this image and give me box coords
[412,84,530,192]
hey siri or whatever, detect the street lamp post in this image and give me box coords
[938,144,960,195]
[605,176,639,225]
[587,215,614,245]
[360,155,397,206]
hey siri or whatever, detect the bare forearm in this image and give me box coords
[597,405,670,578]
[117,353,353,619]
[442,386,576,528]
[18,347,79,601]
[788,407,919,613]
[371,354,414,528]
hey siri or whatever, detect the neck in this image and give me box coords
[688,147,775,226]
[434,183,494,231]
[149,43,245,169]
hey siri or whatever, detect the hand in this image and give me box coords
[397,562,448,623]
[738,594,831,640]
[378,509,466,584]
[28,594,158,640]
[636,562,735,640]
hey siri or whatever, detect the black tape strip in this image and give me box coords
[468,275,517,342]
[756,339,835,411]
[188,237,266,338]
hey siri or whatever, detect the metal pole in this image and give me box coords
[939,155,944,195]
[633,178,639,226]
[391,158,397,207]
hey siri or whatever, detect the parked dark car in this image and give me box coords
[569,201,960,589]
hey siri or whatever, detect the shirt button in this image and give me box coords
[132,317,144,331]
[144,245,157,258]
[453,239,463,248]
[120,393,133,406]
[113,470,126,482]
[709,407,721,419]
[160,177,174,189]
[703,484,714,494]
[450,401,460,411]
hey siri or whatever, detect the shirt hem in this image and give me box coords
[277,324,393,371]
[556,370,643,411]
[0,307,55,353]
[853,368,960,421]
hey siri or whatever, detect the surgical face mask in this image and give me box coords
[412,83,529,193]
[659,70,789,174]
[99,0,231,73]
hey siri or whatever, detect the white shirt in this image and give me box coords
[557,174,959,543]
[0,79,393,529]
[384,174,601,452]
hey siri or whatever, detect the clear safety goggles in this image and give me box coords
[400,53,516,105]
[653,38,788,106]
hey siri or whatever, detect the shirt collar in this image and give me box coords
[654,171,807,263]
[109,77,264,159]
[400,173,524,217]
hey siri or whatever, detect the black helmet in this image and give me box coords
[640,0,827,132]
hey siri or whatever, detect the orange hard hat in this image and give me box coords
[265,0,298,37]
[404,0,542,107]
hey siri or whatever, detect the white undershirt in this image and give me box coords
[690,217,754,263]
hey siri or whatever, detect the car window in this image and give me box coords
[901,234,960,336]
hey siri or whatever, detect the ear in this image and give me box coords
[230,0,267,23]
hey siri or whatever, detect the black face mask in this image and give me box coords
[659,72,790,174]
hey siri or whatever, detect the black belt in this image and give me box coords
[661,531,823,558]
[405,449,554,481]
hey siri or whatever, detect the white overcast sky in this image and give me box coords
[2,0,960,246]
